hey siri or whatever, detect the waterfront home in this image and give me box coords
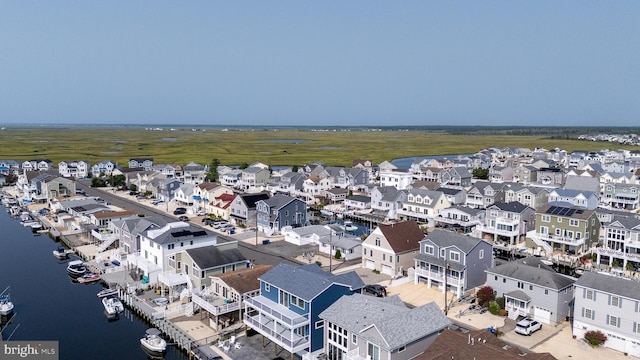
[362,221,424,277]
[485,257,574,325]
[282,224,331,246]
[274,171,307,196]
[379,168,414,190]
[243,263,365,360]
[594,214,640,271]
[548,188,598,210]
[91,160,118,177]
[21,159,54,172]
[352,159,375,180]
[111,216,169,255]
[465,181,508,209]
[324,187,348,203]
[343,194,371,212]
[316,231,363,261]
[129,157,154,170]
[229,193,270,228]
[319,295,451,360]
[526,204,600,257]
[572,271,640,357]
[303,176,332,202]
[477,201,535,249]
[58,160,91,178]
[503,183,549,209]
[369,186,407,220]
[436,205,485,234]
[396,188,451,227]
[175,239,247,290]
[197,264,273,332]
[256,193,307,235]
[414,230,493,299]
[239,166,271,192]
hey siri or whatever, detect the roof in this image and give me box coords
[238,193,270,208]
[418,328,557,360]
[485,257,575,290]
[536,204,594,220]
[211,265,272,294]
[422,229,484,254]
[377,221,424,253]
[489,201,532,214]
[93,210,138,219]
[574,271,640,300]
[261,193,297,209]
[319,294,451,350]
[185,245,246,270]
[259,263,364,302]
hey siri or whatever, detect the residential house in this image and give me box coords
[111,216,169,255]
[362,221,424,277]
[379,168,413,190]
[396,188,451,227]
[173,183,195,208]
[370,186,407,220]
[192,182,232,214]
[129,158,154,170]
[503,183,549,209]
[436,186,467,206]
[319,294,451,360]
[240,166,271,192]
[256,194,307,235]
[324,188,349,204]
[91,160,117,177]
[572,272,640,357]
[564,175,601,195]
[602,183,640,211]
[420,328,556,360]
[208,193,236,220]
[243,263,365,359]
[352,159,375,180]
[320,166,369,189]
[40,176,77,202]
[229,193,270,228]
[485,257,574,325]
[593,214,640,270]
[275,171,307,197]
[548,188,599,210]
[465,181,507,209]
[152,163,182,179]
[476,202,535,248]
[343,195,371,212]
[414,230,493,298]
[512,164,538,185]
[441,167,472,187]
[317,230,363,261]
[489,165,514,183]
[436,205,485,234]
[536,168,565,186]
[303,176,332,202]
[175,239,247,290]
[220,169,243,188]
[526,204,600,256]
[58,160,90,178]
[22,159,54,172]
[183,161,208,184]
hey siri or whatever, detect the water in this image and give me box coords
[0,208,188,360]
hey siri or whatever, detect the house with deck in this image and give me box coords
[243,263,365,360]
[362,221,424,277]
[256,194,308,235]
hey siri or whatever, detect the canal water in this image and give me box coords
[0,207,188,360]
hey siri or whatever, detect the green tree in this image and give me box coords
[334,249,342,259]
[207,158,220,182]
[473,167,489,179]
[91,178,107,187]
[108,174,126,188]
[292,165,299,173]
[239,162,249,170]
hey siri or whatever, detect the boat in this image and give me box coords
[77,272,101,284]
[53,246,71,259]
[66,260,87,278]
[0,287,14,316]
[97,288,119,298]
[140,328,167,355]
[102,295,125,316]
[342,220,358,232]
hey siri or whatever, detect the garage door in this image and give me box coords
[533,307,551,325]
[381,264,394,276]
[365,260,375,269]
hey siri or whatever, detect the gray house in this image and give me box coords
[414,230,493,298]
[256,193,307,235]
[229,193,270,228]
[319,294,450,360]
[485,257,574,325]
[572,271,640,357]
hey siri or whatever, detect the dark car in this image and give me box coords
[363,284,387,297]
[173,207,187,215]
[178,215,189,222]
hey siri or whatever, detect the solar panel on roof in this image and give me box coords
[546,206,557,214]
[192,230,207,237]
[576,210,584,214]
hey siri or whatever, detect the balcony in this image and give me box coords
[345,347,367,360]
[476,224,520,237]
[92,228,118,242]
[397,208,431,221]
[244,295,308,328]
[436,216,481,227]
[529,232,585,246]
[192,293,240,316]
[415,267,461,286]
[244,312,308,353]
[595,247,640,262]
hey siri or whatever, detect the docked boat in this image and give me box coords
[342,220,358,232]
[77,272,101,284]
[102,295,124,316]
[97,288,119,298]
[53,246,71,259]
[66,260,87,278]
[0,287,14,316]
[140,328,167,355]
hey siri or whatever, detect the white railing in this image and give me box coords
[96,235,119,253]
[526,231,553,254]
[244,315,308,353]
[244,296,308,327]
[414,267,461,286]
[192,294,240,316]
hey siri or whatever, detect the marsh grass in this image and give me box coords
[0,126,631,167]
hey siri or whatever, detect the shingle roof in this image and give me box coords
[214,265,273,294]
[319,294,450,351]
[485,257,575,290]
[422,229,484,254]
[574,271,640,300]
[185,246,246,270]
[489,201,531,213]
[378,221,424,253]
[259,263,364,301]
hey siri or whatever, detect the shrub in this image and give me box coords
[477,286,495,307]
[584,330,607,347]
[498,309,507,317]
[496,296,505,309]
[489,301,500,315]
[334,249,342,259]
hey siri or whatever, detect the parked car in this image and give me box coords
[151,199,164,205]
[515,318,542,336]
[202,218,214,226]
[196,210,206,216]
[173,207,187,215]
[218,224,235,233]
[363,284,387,297]
[212,221,228,229]
[178,215,189,222]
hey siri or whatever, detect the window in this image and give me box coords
[291,295,304,309]
[586,290,593,300]
[529,285,533,291]
[517,282,524,289]
[382,254,386,261]
[608,315,619,327]
[584,308,593,319]
[352,334,357,344]
[367,343,380,360]
[479,249,484,259]
[570,219,579,227]
[375,238,380,246]
[264,283,270,292]
[450,251,460,262]
[315,320,324,329]
[440,249,446,258]
[544,289,548,295]
[398,345,406,353]
[425,245,434,255]
[611,296,620,307]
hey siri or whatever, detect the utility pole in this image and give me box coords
[444,260,450,315]
[255,209,258,246]
[329,228,332,273]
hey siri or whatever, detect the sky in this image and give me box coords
[0,1,638,127]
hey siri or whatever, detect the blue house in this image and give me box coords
[256,193,308,236]
[243,263,365,359]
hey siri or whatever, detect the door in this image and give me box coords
[365,260,375,269]
[381,264,394,276]
[533,306,551,324]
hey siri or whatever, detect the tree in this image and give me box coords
[108,174,125,188]
[473,167,489,179]
[292,165,299,173]
[239,162,249,170]
[91,178,107,187]
[476,285,495,307]
[207,158,220,182]
[584,330,607,347]
[334,249,342,259]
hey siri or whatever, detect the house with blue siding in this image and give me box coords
[243,263,365,360]
[256,193,308,236]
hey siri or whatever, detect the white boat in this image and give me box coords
[140,328,167,354]
[67,260,87,278]
[53,246,71,259]
[102,295,124,316]
[97,288,119,298]
[77,272,101,284]
[0,287,14,316]
[342,221,358,232]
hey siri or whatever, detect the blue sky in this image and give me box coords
[1,1,638,127]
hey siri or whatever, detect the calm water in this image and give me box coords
[0,207,188,360]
